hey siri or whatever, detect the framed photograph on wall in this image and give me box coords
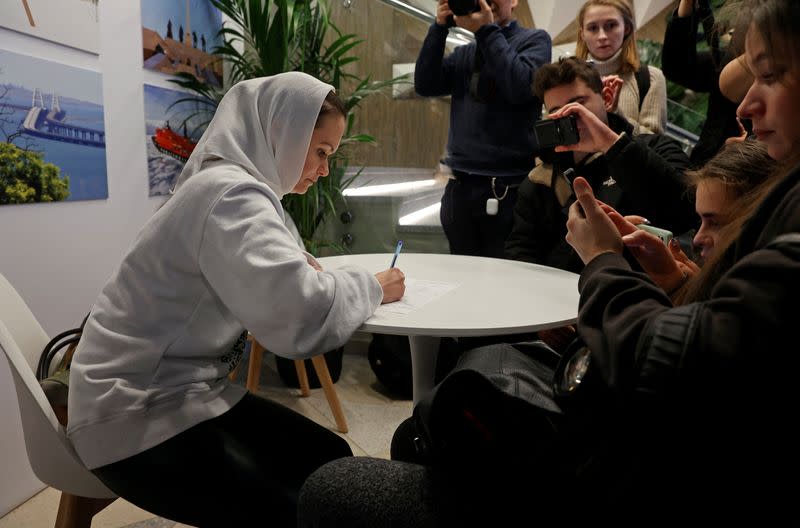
[143,83,206,196]
[141,0,223,88]
[0,0,100,54]
[0,48,108,206]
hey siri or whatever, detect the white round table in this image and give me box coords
[318,253,580,403]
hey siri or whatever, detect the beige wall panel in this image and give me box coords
[330,1,450,168]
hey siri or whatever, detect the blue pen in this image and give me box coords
[390,240,403,268]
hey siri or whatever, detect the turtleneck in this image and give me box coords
[589,48,623,77]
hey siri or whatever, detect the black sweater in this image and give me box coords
[415,21,551,177]
[661,8,742,166]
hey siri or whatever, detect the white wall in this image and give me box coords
[0,2,176,514]
[0,2,172,336]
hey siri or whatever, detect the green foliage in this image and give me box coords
[637,38,708,137]
[0,142,69,204]
[171,0,408,254]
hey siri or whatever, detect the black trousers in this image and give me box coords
[439,172,523,258]
[92,392,352,527]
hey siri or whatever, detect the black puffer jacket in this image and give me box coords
[576,162,800,517]
[505,113,696,272]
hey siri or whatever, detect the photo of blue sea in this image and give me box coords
[0,49,107,203]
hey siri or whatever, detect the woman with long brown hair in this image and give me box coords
[574,0,668,134]
[566,0,800,515]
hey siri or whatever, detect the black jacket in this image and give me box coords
[661,8,742,166]
[505,113,695,272]
[576,162,800,517]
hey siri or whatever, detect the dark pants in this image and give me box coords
[92,393,352,527]
[439,172,524,258]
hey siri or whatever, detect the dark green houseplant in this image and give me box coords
[171,0,407,255]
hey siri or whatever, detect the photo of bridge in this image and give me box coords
[20,89,105,148]
[0,48,107,205]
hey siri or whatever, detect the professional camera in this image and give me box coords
[448,0,481,16]
[533,115,580,149]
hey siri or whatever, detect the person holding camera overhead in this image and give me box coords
[415,0,551,258]
[505,57,696,274]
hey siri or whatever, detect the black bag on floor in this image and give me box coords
[275,347,344,389]
[394,340,627,505]
[367,334,460,399]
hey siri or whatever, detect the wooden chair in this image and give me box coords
[230,336,348,433]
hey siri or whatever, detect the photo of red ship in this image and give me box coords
[151,121,196,162]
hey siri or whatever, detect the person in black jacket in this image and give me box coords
[505,57,695,273]
[661,0,744,167]
[564,0,800,516]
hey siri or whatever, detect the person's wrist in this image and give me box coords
[600,131,624,154]
[582,248,620,265]
[474,22,499,39]
[664,269,689,295]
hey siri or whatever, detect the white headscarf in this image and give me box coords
[172,72,335,197]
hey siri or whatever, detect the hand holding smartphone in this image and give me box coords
[636,224,673,245]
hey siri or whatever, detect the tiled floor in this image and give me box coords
[0,334,413,528]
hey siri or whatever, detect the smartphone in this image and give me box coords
[636,224,673,245]
[562,168,576,192]
[534,115,580,149]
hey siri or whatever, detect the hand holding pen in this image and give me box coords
[376,240,405,303]
[390,240,403,267]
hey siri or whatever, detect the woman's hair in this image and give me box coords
[316,91,346,128]
[684,141,777,198]
[574,0,639,76]
[747,0,800,80]
[533,57,603,101]
[673,0,800,305]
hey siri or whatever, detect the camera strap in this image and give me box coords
[469,46,496,102]
[469,47,484,102]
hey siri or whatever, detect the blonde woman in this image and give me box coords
[575,0,668,135]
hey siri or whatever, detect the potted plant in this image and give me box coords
[171,0,407,254]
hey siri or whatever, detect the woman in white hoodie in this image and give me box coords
[67,72,405,526]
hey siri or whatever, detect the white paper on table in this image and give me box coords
[372,278,460,316]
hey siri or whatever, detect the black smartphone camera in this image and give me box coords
[534,115,580,149]
[448,0,480,16]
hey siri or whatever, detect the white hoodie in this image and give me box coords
[67,73,382,469]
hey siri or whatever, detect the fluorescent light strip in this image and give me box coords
[399,203,441,226]
[342,179,437,197]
